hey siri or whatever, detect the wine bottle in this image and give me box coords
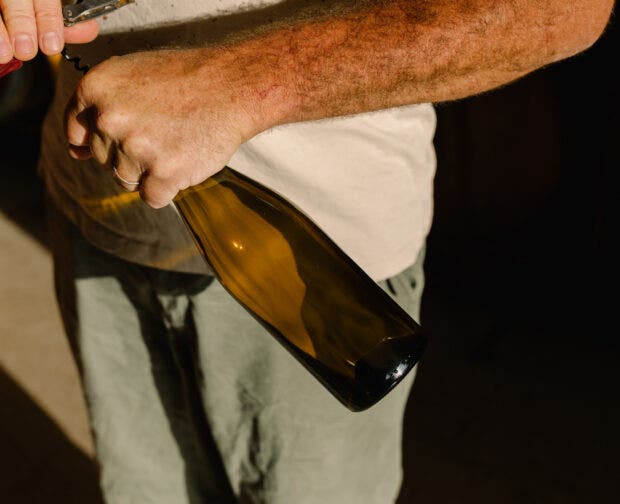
[172,167,426,411]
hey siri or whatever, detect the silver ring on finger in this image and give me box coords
[112,162,141,187]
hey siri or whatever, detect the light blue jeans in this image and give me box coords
[49,205,425,504]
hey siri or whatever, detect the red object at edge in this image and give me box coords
[0,58,24,79]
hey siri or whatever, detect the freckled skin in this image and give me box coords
[62,0,613,208]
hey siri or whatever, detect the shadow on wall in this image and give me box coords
[0,367,103,504]
[398,17,619,503]
[428,14,618,346]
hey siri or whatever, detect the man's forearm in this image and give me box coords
[213,0,614,129]
[64,0,614,207]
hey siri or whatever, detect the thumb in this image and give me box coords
[64,20,99,45]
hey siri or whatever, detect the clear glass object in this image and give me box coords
[173,167,426,411]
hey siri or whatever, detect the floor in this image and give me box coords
[1,65,618,504]
[0,125,103,502]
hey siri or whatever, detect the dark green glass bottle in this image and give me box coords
[173,167,426,411]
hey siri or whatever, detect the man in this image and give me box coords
[1,1,613,502]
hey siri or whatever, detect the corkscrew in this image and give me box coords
[0,0,134,77]
[62,0,135,73]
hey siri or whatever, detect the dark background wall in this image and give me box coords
[399,13,618,503]
[1,13,618,504]
[429,17,617,341]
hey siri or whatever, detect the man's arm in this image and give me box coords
[243,0,614,124]
[65,0,614,208]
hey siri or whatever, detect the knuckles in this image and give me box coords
[95,108,130,135]
[148,159,175,181]
[3,11,37,26]
[121,133,151,160]
[74,77,93,106]
[76,58,121,100]
[34,8,63,25]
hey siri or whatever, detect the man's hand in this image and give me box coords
[64,49,267,208]
[0,0,99,64]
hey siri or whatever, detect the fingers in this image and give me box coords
[110,157,180,208]
[65,100,153,200]
[0,0,38,60]
[0,0,98,63]
[64,19,99,44]
[103,143,177,208]
[0,20,12,63]
[34,0,63,54]
[66,110,90,151]
[65,92,91,154]
[139,173,179,209]
[113,160,179,209]
[112,150,143,191]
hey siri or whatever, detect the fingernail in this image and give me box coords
[42,32,62,54]
[14,34,35,57]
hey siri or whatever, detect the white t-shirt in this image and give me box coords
[39,0,436,280]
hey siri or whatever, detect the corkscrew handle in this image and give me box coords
[0,58,23,79]
[62,0,135,27]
